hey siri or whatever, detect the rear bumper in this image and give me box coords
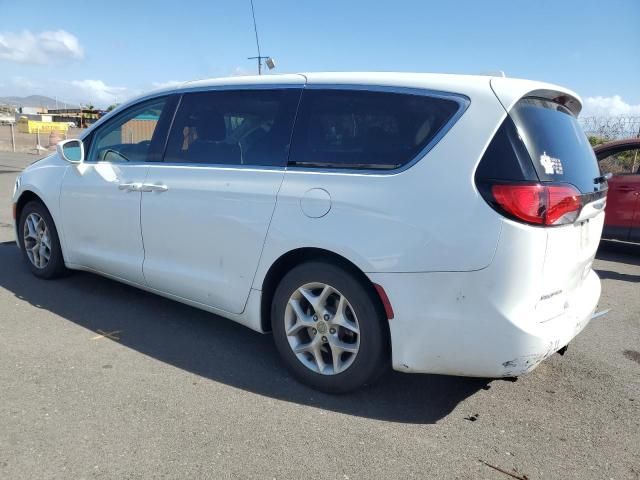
[368,268,601,378]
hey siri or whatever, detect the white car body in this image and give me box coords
[12,72,605,379]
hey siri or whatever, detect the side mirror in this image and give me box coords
[57,139,84,163]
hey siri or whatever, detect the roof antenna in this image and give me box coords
[247,0,276,75]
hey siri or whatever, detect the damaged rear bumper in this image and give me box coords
[368,268,602,378]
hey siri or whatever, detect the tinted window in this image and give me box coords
[510,98,603,193]
[89,97,172,163]
[288,89,461,170]
[163,89,301,166]
[475,116,538,182]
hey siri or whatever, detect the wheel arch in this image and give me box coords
[15,189,45,223]
[15,189,62,255]
[259,247,391,335]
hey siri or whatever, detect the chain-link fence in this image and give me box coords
[579,116,640,141]
[0,124,83,154]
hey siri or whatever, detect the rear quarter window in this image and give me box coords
[288,89,462,170]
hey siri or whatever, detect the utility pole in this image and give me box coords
[10,122,15,153]
[247,0,275,74]
[250,0,261,74]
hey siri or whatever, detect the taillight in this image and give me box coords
[488,183,582,226]
[546,184,582,225]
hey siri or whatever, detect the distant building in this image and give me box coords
[0,112,15,124]
[18,106,46,115]
[15,113,53,122]
[47,108,103,128]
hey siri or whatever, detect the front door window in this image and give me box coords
[89,98,170,163]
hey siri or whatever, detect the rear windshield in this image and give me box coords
[509,98,603,193]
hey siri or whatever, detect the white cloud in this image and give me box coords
[151,80,186,90]
[71,79,132,106]
[0,30,84,64]
[582,95,640,117]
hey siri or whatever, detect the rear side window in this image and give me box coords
[288,89,461,170]
[163,88,301,166]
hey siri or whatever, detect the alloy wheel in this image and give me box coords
[284,282,361,375]
[23,212,51,269]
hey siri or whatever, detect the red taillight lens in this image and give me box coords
[546,185,582,225]
[492,184,546,225]
[490,183,582,226]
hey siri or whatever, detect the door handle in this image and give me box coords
[118,182,142,192]
[140,183,169,193]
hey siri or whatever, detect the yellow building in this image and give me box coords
[17,116,70,134]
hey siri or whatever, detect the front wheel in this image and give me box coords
[271,261,388,393]
[18,200,68,279]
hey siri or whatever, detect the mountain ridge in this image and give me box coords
[0,95,79,109]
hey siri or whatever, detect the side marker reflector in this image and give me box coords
[373,283,394,320]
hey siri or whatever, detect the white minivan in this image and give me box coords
[12,73,607,392]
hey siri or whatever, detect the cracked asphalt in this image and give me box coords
[1,152,639,479]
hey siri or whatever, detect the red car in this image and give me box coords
[594,138,640,243]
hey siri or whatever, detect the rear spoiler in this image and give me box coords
[490,77,582,116]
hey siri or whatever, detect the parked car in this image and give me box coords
[594,138,640,243]
[12,73,607,392]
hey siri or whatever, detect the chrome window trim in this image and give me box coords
[77,161,286,173]
[146,163,286,172]
[80,82,469,175]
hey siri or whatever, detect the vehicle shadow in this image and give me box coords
[0,243,489,424]
[595,240,640,282]
[595,270,640,283]
[597,240,640,265]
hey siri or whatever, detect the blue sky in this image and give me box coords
[1,0,638,114]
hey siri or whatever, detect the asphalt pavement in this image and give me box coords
[1,152,639,479]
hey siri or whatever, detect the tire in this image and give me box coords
[18,200,68,279]
[271,260,389,393]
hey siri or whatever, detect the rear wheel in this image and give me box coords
[18,200,68,279]
[271,261,388,393]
